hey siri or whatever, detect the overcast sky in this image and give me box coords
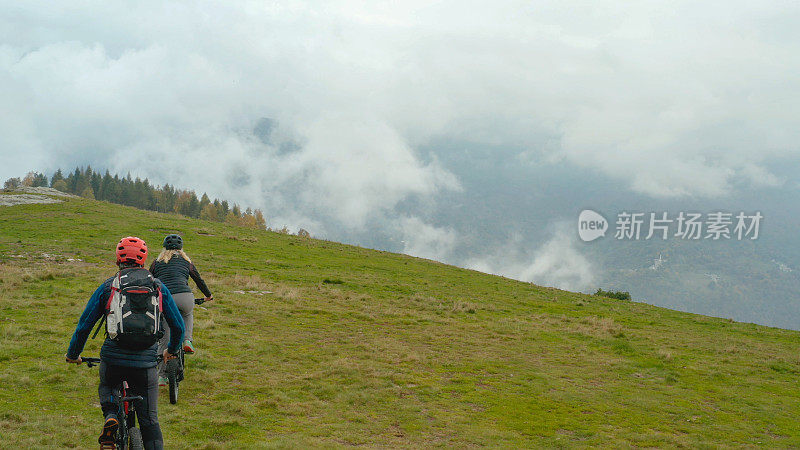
[2,1,799,289]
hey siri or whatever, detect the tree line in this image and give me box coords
[6,168,269,230]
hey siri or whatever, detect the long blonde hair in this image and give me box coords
[156,249,192,264]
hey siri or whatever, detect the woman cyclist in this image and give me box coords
[150,234,212,383]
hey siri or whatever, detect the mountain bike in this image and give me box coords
[83,357,145,450]
[164,297,211,405]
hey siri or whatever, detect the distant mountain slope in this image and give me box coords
[1,193,799,447]
[588,226,800,330]
[412,146,800,330]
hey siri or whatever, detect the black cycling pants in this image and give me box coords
[98,362,163,450]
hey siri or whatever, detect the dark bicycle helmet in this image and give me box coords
[163,234,183,250]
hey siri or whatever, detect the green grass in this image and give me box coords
[1,194,799,447]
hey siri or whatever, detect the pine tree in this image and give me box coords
[33,172,48,187]
[99,171,113,201]
[212,199,224,222]
[75,167,91,196]
[67,168,81,194]
[40,166,276,231]
[90,171,101,197]
[188,192,201,217]
[50,169,64,187]
[143,179,157,210]
[109,174,122,203]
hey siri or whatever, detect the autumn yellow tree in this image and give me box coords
[240,209,257,228]
[225,211,239,226]
[200,203,219,221]
[254,209,267,229]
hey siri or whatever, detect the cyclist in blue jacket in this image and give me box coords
[66,237,185,450]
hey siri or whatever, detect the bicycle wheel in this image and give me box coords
[168,372,179,404]
[128,427,144,450]
[165,356,180,404]
[166,348,183,404]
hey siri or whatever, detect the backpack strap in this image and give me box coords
[157,286,163,312]
[105,273,121,311]
[92,279,117,340]
[91,314,106,339]
[105,287,118,311]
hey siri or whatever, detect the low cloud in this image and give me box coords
[467,224,596,292]
[400,217,457,261]
[516,227,595,291]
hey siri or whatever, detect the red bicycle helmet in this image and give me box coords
[115,236,148,266]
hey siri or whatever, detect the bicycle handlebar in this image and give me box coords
[195,297,214,305]
[79,355,164,368]
[82,357,102,367]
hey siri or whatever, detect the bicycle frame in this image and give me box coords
[83,358,143,449]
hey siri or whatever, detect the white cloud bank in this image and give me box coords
[400,217,458,261]
[2,2,798,203]
[1,1,798,287]
[399,217,595,292]
[466,224,596,292]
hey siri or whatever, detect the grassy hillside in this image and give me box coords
[1,192,799,448]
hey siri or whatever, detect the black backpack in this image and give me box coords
[102,267,164,350]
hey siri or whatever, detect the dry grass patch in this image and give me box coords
[576,316,623,337]
[274,285,302,300]
[722,344,741,354]
[0,264,28,288]
[452,300,477,314]
[312,285,372,304]
[224,273,272,291]
[407,294,493,314]
[195,317,216,331]
[225,234,258,243]
[1,322,27,340]
[657,348,673,361]
[532,314,625,338]
[0,262,92,287]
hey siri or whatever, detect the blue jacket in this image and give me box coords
[66,275,185,368]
